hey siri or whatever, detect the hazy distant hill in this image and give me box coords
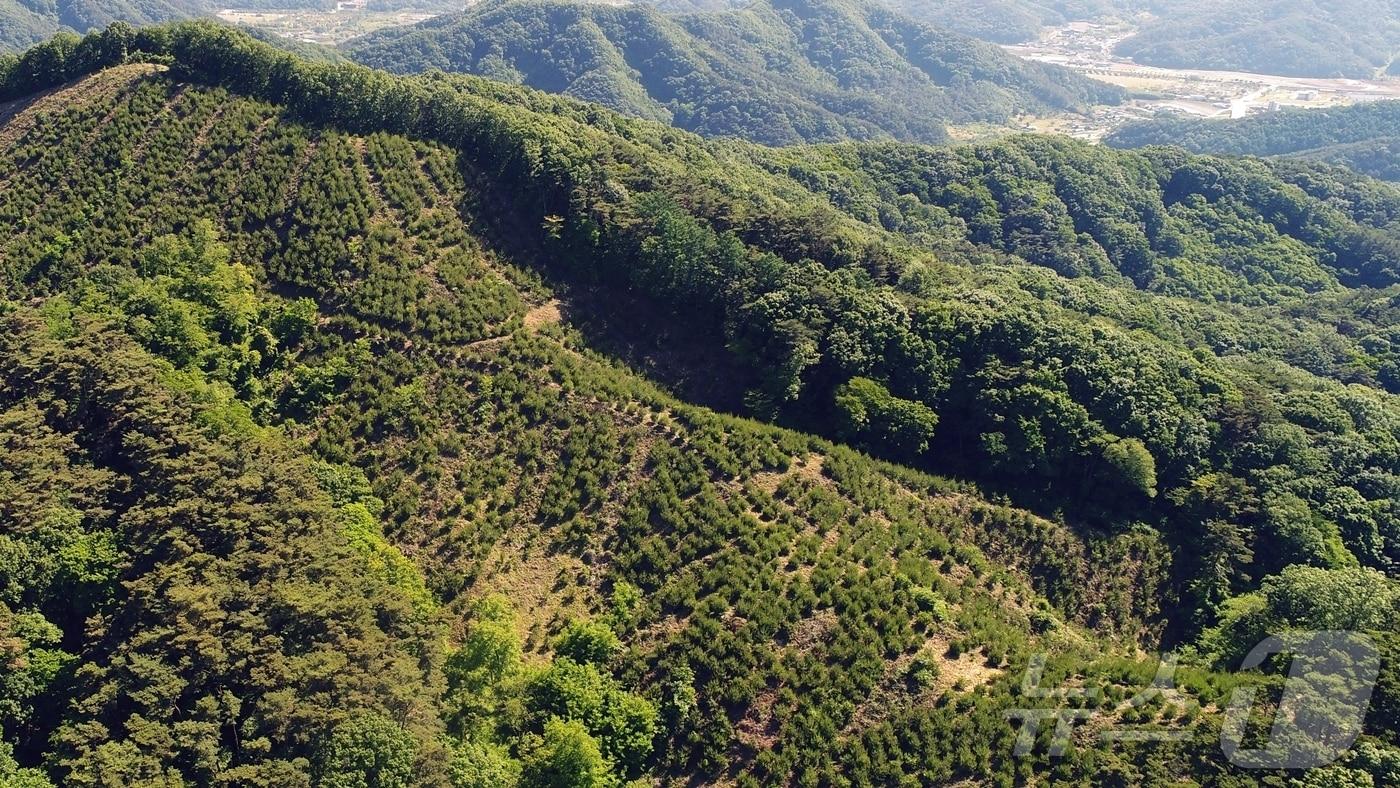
[0,0,206,51]
[883,0,1120,43]
[1116,0,1400,79]
[344,0,1121,145]
[881,0,1400,79]
[1107,100,1400,181]
[0,0,391,53]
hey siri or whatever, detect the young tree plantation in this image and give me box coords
[0,18,1396,788]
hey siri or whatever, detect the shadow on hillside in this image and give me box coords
[454,155,754,415]
[559,283,755,415]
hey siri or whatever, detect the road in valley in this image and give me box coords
[1000,21,1400,140]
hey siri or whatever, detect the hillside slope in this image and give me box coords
[0,59,1184,787]
[1,23,1399,786]
[344,0,1121,145]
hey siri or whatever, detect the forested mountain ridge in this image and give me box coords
[1107,101,1400,182]
[343,0,1121,145]
[0,21,1399,786]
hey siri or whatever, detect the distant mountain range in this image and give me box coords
[344,0,1122,145]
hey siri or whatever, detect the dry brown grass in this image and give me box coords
[523,299,563,331]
